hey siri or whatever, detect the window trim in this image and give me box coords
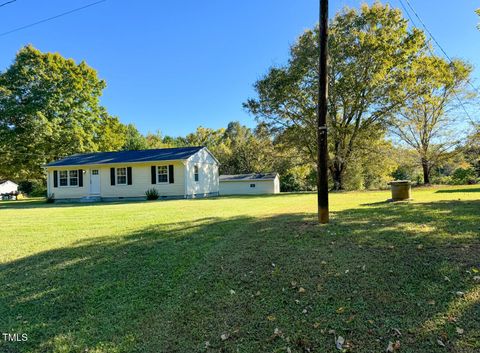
[58,169,79,187]
[116,167,127,185]
[69,170,78,186]
[194,165,199,182]
[157,165,169,184]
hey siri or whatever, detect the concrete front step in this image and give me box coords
[80,196,102,203]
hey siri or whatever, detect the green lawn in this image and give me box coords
[0,186,479,353]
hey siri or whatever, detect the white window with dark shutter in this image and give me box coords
[58,170,81,187]
[157,166,168,183]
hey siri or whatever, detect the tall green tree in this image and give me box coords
[245,3,427,190]
[0,45,124,180]
[389,56,473,184]
[122,124,147,150]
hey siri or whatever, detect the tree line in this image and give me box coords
[1,3,479,194]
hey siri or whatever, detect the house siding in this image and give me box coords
[100,161,185,198]
[46,148,220,201]
[47,162,186,200]
[185,148,219,197]
[47,168,88,199]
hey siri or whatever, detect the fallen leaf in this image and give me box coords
[298,287,306,293]
[456,291,465,297]
[437,339,445,347]
[417,244,424,250]
[313,322,321,329]
[456,327,464,335]
[321,261,327,265]
[362,265,366,271]
[205,341,210,348]
[392,328,402,337]
[229,289,236,295]
[336,307,345,314]
[267,315,276,321]
[444,276,451,282]
[221,333,229,341]
[336,336,345,350]
[386,341,394,352]
[302,308,308,314]
[473,276,480,282]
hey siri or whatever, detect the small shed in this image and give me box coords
[219,173,280,195]
[0,180,18,195]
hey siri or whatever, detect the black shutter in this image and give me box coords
[110,168,115,185]
[78,169,83,187]
[53,170,58,188]
[169,165,174,184]
[127,167,132,185]
[151,166,156,184]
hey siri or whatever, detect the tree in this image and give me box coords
[0,45,124,181]
[389,56,473,184]
[245,3,427,190]
[123,124,147,150]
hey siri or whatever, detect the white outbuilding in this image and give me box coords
[0,180,19,195]
[219,173,280,195]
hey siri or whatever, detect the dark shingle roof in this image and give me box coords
[46,146,205,167]
[219,173,278,182]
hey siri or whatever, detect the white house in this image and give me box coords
[45,146,219,202]
[219,173,280,195]
[0,180,18,194]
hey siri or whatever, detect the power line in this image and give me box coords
[401,0,480,96]
[0,0,16,8]
[398,0,478,125]
[0,0,106,38]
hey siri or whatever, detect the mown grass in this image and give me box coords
[0,186,479,353]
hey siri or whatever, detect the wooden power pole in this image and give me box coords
[317,0,329,224]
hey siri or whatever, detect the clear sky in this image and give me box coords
[1,0,478,136]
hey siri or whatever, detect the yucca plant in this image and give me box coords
[145,188,159,200]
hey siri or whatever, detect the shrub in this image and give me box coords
[451,167,477,185]
[145,188,159,200]
[18,180,47,197]
[46,193,55,203]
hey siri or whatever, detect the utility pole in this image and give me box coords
[317,0,329,224]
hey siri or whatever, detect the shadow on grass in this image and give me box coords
[0,200,479,353]
[435,187,480,194]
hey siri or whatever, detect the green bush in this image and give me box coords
[18,180,47,197]
[451,167,477,185]
[145,188,160,200]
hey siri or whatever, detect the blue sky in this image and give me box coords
[0,0,478,136]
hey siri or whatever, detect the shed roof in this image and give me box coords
[219,173,278,182]
[0,180,18,186]
[46,146,205,167]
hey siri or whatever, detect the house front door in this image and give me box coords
[90,169,101,195]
